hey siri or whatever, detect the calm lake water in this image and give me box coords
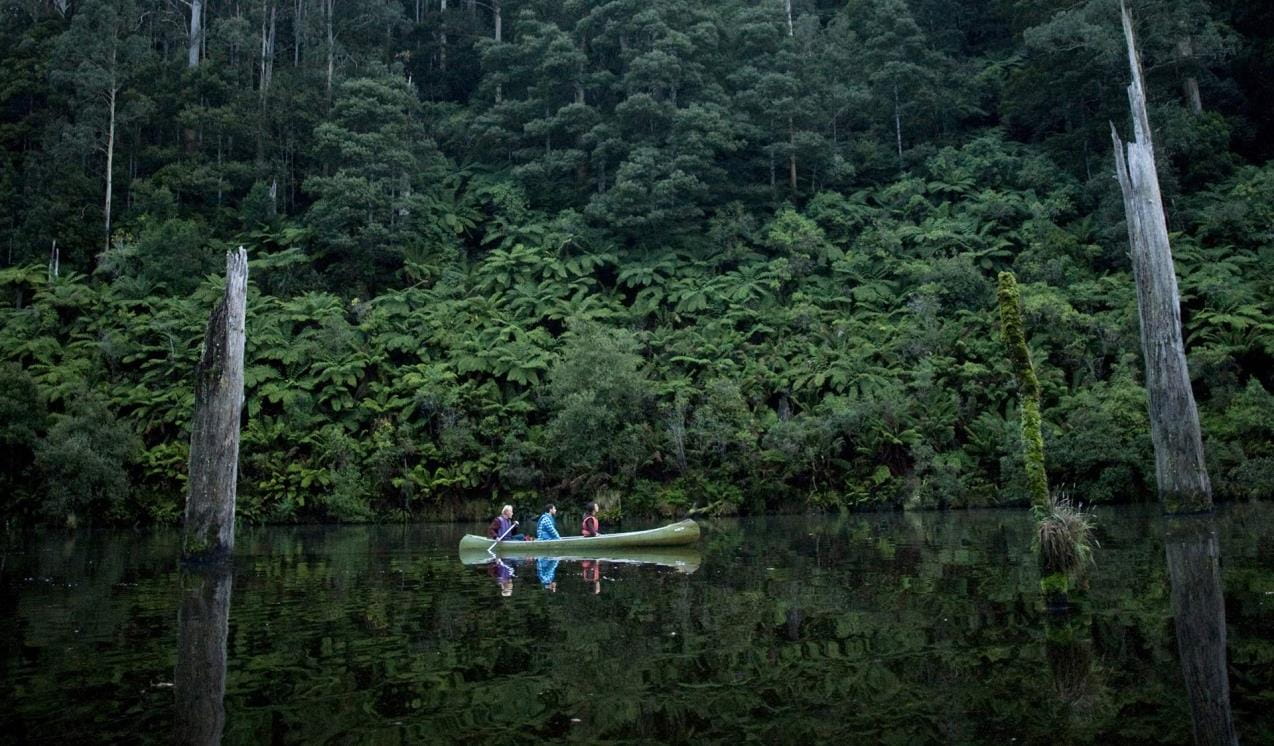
[1,504,1271,744]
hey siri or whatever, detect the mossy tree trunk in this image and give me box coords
[997,271,1049,510]
[1110,1,1212,514]
[183,248,248,562]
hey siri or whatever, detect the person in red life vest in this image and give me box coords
[581,501,601,537]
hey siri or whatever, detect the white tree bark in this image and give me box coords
[494,0,502,102]
[293,0,303,65]
[439,0,448,71]
[1110,1,1212,513]
[104,69,117,256]
[187,0,203,67]
[183,248,249,561]
[323,0,335,100]
[260,0,276,100]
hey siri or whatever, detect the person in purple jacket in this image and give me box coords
[486,504,529,541]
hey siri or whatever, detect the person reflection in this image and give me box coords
[1164,516,1237,746]
[537,557,558,592]
[580,560,601,594]
[174,566,232,746]
[490,557,517,597]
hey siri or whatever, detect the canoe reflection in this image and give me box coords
[465,546,700,596]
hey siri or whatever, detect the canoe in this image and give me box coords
[458,545,701,573]
[457,518,699,554]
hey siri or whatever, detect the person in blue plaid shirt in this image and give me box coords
[537,503,561,540]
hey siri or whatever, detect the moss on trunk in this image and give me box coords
[997,271,1049,509]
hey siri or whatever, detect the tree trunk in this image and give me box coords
[260,1,276,102]
[788,118,797,193]
[188,0,203,67]
[1164,517,1237,746]
[324,0,335,102]
[1178,37,1203,115]
[997,271,1049,509]
[104,80,116,256]
[893,81,903,167]
[183,248,249,562]
[492,0,502,101]
[174,567,232,746]
[293,0,303,66]
[1110,1,1212,513]
[439,0,447,72]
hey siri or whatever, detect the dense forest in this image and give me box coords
[1,0,1272,526]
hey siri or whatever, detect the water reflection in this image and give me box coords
[1044,608,1100,728]
[173,566,232,746]
[3,510,1271,743]
[1164,516,1238,746]
[466,547,700,596]
[491,557,517,597]
[581,560,601,594]
[536,558,560,591]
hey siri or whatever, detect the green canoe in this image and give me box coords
[458,518,699,554]
[458,545,701,573]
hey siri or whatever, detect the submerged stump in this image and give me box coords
[183,248,248,562]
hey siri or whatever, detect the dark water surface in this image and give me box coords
[2,504,1272,744]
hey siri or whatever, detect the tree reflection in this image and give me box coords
[174,567,232,746]
[1164,517,1237,746]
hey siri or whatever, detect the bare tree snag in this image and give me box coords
[183,248,248,561]
[1110,2,1212,513]
[186,0,204,68]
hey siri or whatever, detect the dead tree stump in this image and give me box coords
[1110,2,1212,513]
[183,247,248,561]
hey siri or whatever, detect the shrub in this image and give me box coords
[34,394,140,526]
[1035,494,1098,577]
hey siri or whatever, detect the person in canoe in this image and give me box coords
[581,501,601,537]
[487,505,530,542]
[537,503,561,541]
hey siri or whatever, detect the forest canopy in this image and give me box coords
[2,0,1272,525]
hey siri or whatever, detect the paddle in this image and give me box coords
[489,520,518,554]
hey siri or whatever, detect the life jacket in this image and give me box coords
[581,514,599,537]
[487,516,503,539]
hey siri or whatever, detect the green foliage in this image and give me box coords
[543,324,656,494]
[0,363,47,520]
[1,0,1272,522]
[34,394,140,526]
